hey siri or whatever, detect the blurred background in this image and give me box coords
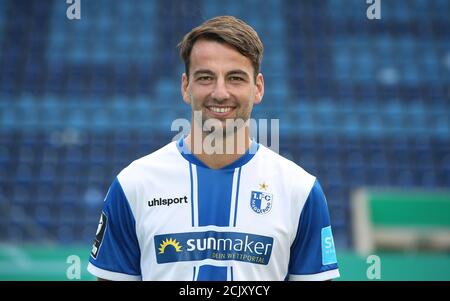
[0,0,449,280]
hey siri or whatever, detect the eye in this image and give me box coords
[229,76,244,82]
[197,76,213,81]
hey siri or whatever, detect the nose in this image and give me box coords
[211,78,230,102]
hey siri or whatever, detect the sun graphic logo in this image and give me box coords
[158,238,183,254]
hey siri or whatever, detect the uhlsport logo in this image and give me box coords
[148,195,188,208]
[250,190,273,214]
[154,231,273,265]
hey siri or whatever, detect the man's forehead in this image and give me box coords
[189,39,253,73]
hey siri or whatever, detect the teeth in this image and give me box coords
[210,107,232,113]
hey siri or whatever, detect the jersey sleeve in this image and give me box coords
[87,178,142,281]
[288,179,340,281]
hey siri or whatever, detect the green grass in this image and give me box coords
[0,244,95,281]
[336,251,450,281]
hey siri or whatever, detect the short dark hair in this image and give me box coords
[177,16,264,81]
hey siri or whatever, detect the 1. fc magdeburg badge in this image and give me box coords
[250,191,273,214]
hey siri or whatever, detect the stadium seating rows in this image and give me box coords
[0,0,449,249]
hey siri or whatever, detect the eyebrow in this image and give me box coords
[227,70,250,78]
[193,69,215,77]
[192,69,250,78]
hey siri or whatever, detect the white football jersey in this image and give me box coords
[87,138,340,281]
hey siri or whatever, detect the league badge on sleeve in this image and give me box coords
[91,211,107,259]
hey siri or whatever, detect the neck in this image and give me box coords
[184,124,252,169]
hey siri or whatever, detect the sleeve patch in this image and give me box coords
[321,226,337,265]
[91,211,107,259]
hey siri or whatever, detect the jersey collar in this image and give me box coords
[176,136,259,170]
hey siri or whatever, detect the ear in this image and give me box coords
[181,73,190,104]
[254,73,264,104]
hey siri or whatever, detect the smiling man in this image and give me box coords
[180,17,265,164]
[87,16,340,281]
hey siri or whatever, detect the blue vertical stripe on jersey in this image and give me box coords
[177,136,259,280]
[197,265,228,281]
[192,266,197,281]
[196,166,234,227]
[189,163,194,227]
[233,167,242,227]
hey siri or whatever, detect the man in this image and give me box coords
[87,16,340,281]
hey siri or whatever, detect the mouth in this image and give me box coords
[205,106,236,118]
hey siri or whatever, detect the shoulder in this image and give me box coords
[115,140,181,197]
[120,140,178,173]
[256,144,316,183]
[255,144,318,195]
